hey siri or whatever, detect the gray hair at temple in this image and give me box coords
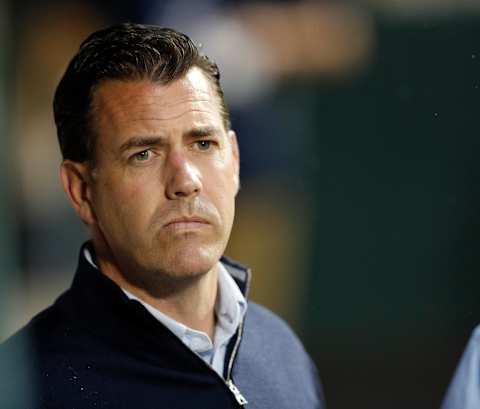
[53,23,231,164]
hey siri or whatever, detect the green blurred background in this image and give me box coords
[2,1,480,408]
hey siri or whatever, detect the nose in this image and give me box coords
[165,151,202,200]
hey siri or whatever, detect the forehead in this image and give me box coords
[91,67,223,139]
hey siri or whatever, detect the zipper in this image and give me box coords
[226,378,248,405]
[131,264,252,407]
[222,265,252,406]
[223,316,248,405]
[165,265,251,406]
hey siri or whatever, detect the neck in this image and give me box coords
[92,244,218,339]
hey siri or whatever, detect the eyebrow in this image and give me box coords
[185,126,222,139]
[118,136,165,154]
[118,126,223,154]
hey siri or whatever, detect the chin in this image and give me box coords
[157,244,221,279]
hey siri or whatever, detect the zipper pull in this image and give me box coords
[226,379,248,406]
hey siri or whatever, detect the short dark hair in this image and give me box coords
[53,23,231,163]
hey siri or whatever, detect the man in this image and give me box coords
[0,23,325,408]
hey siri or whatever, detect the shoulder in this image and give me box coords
[246,301,302,341]
[243,301,314,364]
[0,294,75,408]
[455,324,480,369]
[442,325,480,409]
[469,325,480,344]
[0,289,77,358]
[236,302,326,407]
[460,324,480,363]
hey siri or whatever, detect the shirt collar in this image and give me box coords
[83,247,247,349]
[214,262,247,345]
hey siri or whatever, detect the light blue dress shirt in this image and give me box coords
[84,248,247,378]
[442,325,480,409]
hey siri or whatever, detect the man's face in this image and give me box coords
[84,68,239,285]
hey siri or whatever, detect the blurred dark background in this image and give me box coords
[1,1,480,408]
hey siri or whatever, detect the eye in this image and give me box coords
[195,140,212,151]
[132,149,151,161]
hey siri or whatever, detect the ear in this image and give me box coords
[228,130,240,194]
[60,160,97,225]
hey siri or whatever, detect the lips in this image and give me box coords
[164,216,210,228]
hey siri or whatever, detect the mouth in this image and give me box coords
[164,216,211,230]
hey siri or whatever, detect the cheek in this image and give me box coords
[125,182,143,202]
[120,166,162,198]
[204,163,237,218]
[97,172,155,224]
[210,150,238,187]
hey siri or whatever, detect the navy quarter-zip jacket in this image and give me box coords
[0,242,325,409]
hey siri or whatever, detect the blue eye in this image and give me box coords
[196,140,211,151]
[133,150,151,161]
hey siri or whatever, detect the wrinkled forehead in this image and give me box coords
[90,67,223,134]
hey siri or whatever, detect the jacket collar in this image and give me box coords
[64,242,251,372]
[76,241,252,299]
